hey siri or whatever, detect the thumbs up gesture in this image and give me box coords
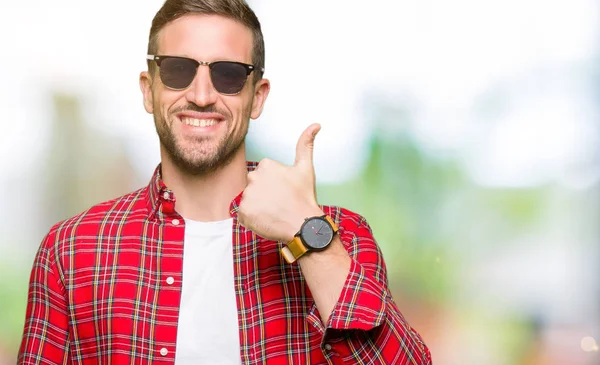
[238,123,325,242]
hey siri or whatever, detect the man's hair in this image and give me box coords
[147,0,265,83]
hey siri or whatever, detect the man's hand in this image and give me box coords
[240,124,353,326]
[238,123,325,241]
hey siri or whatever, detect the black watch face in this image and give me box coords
[301,217,334,250]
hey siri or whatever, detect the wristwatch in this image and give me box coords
[280,215,338,264]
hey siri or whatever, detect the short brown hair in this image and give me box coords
[147,0,265,83]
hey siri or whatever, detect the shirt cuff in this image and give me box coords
[306,258,388,335]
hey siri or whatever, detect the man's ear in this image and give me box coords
[250,78,271,120]
[139,71,154,114]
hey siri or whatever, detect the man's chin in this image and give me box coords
[161,136,243,176]
[172,157,221,175]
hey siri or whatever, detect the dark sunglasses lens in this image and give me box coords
[159,57,197,89]
[210,62,249,94]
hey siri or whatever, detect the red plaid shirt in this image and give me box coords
[18,162,431,364]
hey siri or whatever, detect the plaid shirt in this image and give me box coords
[19,162,431,365]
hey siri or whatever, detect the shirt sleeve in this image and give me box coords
[18,230,70,365]
[306,210,432,365]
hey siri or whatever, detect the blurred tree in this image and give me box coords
[42,93,136,226]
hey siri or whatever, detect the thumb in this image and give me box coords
[295,123,321,167]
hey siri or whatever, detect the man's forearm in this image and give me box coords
[292,209,431,364]
[297,235,351,325]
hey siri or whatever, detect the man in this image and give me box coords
[18,0,431,364]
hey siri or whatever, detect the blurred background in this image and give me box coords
[1,0,598,364]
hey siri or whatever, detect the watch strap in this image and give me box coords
[281,236,308,264]
[324,215,338,233]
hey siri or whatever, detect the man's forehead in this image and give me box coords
[157,14,253,61]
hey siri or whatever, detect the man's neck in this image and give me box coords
[160,148,248,222]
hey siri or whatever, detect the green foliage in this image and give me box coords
[0,261,29,356]
[318,133,547,304]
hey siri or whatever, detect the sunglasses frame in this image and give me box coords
[146,54,264,95]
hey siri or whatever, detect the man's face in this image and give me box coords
[140,14,270,175]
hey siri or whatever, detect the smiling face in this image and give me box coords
[140,14,270,176]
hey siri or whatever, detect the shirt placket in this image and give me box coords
[152,189,185,364]
[231,216,256,364]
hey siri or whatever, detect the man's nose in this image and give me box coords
[185,65,218,107]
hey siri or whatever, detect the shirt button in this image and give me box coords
[163,192,170,200]
[160,348,168,356]
[172,219,180,226]
[166,277,175,285]
[324,344,332,351]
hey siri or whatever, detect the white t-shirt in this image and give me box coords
[175,218,242,365]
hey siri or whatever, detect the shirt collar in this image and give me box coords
[145,161,259,220]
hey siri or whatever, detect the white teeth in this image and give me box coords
[182,118,219,127]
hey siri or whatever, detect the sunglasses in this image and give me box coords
[146,55,264,95]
